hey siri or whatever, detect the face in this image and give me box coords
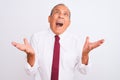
[48,5,71,35]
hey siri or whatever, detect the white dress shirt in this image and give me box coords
[25,28,90,80]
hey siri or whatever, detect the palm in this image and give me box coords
[12,38,34,55]
[82,36,104,55]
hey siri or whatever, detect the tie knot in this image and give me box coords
[55,35,60,41]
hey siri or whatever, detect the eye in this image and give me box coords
[64,12,69,17]
[52,10,60,16]
[54,10,60,14]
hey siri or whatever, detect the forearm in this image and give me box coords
[25,53,39,76]
[27,53,35,67]
[81,54,89,65]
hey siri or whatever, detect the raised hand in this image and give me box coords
[82,36,104,65]
[11,38,35,66]
[11,38,34,54]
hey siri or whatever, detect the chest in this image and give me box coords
[37,36,79,68]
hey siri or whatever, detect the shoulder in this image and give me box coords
[33,30,48,37]
[30,29,49,42]
[61,31,81,47]
[66,31,81,41]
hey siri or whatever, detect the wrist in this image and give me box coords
[82,55,89,65]
[27,53,35,67]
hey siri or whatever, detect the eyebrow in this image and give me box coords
[53,9,59,12]
[53,8,69,14]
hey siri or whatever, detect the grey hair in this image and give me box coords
[50,3,71,18]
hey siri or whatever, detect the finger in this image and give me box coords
[99,39,104,44]
[11,41,20,48]
[92,39,104,48]
[11,42,17,47]
[24,38,29,45]
[11,41,25,51]
[96,39,104,46]
[85,36,89,45]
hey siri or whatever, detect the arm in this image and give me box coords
[11,38,35,67]
[76,36,104,75]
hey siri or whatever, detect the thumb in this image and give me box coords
[24,38,29,45]
[85,36,89,45]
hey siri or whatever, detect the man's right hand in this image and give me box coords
[11,38,35,67]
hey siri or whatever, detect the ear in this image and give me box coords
[48,16,51,23]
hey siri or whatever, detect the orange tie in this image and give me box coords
[51,35,60,80]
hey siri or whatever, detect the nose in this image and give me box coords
[58,13,64,18]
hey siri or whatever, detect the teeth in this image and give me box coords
[56,23,63,26]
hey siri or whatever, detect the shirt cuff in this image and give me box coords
[77,62,92,75]
[25,58,39,75]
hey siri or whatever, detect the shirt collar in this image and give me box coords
[48,28,71,50]
[48,28,69,40]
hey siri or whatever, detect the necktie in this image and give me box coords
[51,35,60,80]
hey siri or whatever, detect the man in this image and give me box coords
[12,4,104,80]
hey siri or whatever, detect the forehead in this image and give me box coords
[53,5,70,13]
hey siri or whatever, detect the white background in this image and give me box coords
[0,0,120,80]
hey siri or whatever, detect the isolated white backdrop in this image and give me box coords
[0,0,120,80]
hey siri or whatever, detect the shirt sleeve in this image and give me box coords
[25,33,40,76]
[75,58,92,75]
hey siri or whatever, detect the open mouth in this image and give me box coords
[56,22,63,27]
